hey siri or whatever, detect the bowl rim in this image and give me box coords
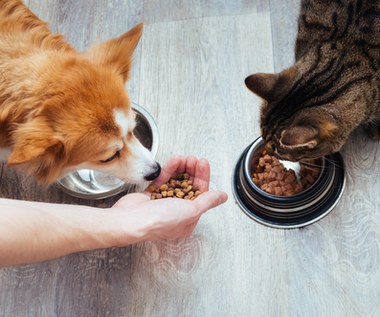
[55,102,159,200]
[232,138,346,229]
[241,137,336,213]
[243,137,325,200]
[132,102,159,158]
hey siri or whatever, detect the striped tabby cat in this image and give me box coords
[245,0,380,161]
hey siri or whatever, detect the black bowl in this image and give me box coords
[232,137,345,229]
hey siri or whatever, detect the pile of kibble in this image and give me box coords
[148,172,201,200]
[252,150,320,196]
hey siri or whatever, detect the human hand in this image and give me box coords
[109,156,228,244]
[0,156,227,265]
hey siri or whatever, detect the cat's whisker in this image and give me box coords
[299,157,342,171]
[321,156,344,169]
[298,159,322,169]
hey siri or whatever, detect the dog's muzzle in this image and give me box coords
[144,162,161,181]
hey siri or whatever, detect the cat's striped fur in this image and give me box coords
[246,0,380,161]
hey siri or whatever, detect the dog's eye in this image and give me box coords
[100,150,121,163]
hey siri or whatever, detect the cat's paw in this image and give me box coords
[364,122,380,140]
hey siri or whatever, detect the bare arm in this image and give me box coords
[0,199,116,265]
[0,156,227,266]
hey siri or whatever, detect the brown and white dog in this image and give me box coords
[0,0,161,184]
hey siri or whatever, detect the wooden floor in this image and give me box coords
[1,1,380,316]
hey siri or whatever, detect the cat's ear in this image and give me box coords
[245,68,296,102]
[280,119,338,149]
[245,73,280,102]
[280,126,318,148]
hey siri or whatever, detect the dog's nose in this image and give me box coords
[144,162,161,181]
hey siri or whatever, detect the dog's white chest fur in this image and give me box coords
[0,147,11,162]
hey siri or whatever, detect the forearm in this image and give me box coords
[0,198,142,266]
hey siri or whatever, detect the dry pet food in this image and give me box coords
[252,150,320,196]
[148,172,201,200]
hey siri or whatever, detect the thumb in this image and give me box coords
[192,191,228,216]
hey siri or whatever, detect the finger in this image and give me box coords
[145,155,186,189]
[192,191,228,216]
[183,155,198,177]
[193,158,210,192]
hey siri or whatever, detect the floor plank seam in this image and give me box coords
[143,11,260,26]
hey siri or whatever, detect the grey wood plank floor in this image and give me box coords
[1,1,380,316]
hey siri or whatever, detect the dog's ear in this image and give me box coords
[86,23,143,82]
[7,119,66,183]
[8,135,61,165]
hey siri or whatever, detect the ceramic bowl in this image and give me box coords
[232,137,345,229]
[56,103,158,199]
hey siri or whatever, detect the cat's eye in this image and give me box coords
[100,150,121,163]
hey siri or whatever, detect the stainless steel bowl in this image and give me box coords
[232,137,345,229]
[56,103,159,199]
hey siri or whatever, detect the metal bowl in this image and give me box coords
[55,103,159,199]
[232,137,345,229]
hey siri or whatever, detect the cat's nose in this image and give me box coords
[265,142,274,155]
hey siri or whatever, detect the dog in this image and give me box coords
[0,0,161,184]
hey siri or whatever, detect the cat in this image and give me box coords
[245,0,380,161]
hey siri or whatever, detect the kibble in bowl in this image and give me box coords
[252,150,320,197]
[148,173,201,200]
[232,137,345,229]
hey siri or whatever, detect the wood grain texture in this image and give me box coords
[142,0,262,23]
[1,0,380,316]
[269,0,300,72]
